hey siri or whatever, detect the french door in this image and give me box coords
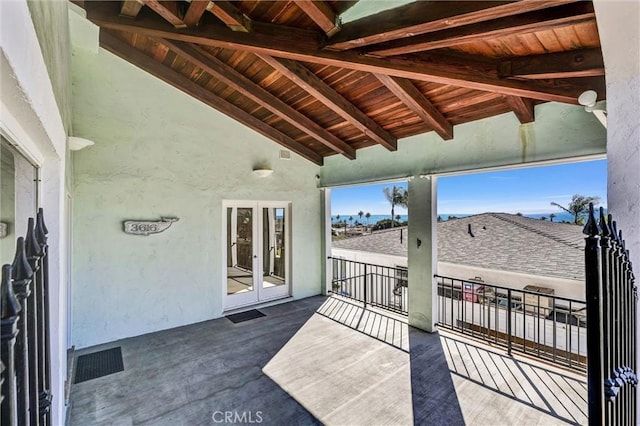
[223,201,290,310]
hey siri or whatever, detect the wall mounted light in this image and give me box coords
[578,90,607,128]
[68,136,95,151]
[252,167,274,178]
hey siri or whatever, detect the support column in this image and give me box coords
[321,188,332,295]
[408,176,437,332]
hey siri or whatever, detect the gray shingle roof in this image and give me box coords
[332,213,585,281]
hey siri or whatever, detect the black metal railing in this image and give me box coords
[584,205,637,426]
[329,257,408,315]
[435,275,587,371]
[1,208,53,426]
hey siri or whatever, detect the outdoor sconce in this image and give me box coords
[68,136,95,151]
[417,238,422,249]
[578,90,607,128]
[252,167,274,178]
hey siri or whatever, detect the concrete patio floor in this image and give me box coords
[67,296,587,425]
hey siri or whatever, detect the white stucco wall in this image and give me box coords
[1,1,71,425]
[593,0,640,274]
[70,18,322,349]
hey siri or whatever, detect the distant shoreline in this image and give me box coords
[331,210,605,225]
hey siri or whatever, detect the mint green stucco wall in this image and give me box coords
[320,103,606,187]
[70,26,321,348]
[27,0,73,133]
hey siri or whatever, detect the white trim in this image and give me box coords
[222,200,292,312]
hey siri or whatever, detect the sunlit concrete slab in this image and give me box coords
[67,296,586,425]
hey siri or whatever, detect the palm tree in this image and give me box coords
[549,213,556,222]
[383,185,408,228]
[551,194,600,225]
[365,212,371,225]
[395,214,401,223]
[358,210,364,224]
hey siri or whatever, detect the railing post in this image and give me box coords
[506,289,512,356]
[363,263,368,309]
[11,237,33,424]
[35,209,52,425]
[1,264,21,426]
[25,218,41,425]
[584,204,604,426]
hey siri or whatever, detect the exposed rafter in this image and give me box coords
[120,0,144,18]
[208,0,251,32]
[84,2,602,104]
[255,54,397,151]
[503,96,535,124]
[325,0,580,51]
[499,48,605,80]
[183,0,210,28]
[367,2,595,57]
[374,74,453,140]
[158,39,356,159]
[294,1,341,36]
[141,0,186,28]
[99,32,324,165]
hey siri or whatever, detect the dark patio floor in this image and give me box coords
[67,296,587,425]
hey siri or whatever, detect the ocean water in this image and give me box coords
[332,211,598,225]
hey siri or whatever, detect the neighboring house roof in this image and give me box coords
[332,213,585,281]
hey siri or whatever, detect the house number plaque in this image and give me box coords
[123,217,179,236]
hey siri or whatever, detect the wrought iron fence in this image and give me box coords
[584,205,637,426]
[1,208,53,426]
[435,275,587,372]
[328,257,408,315]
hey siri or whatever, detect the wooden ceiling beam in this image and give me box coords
[499,48,605,80]
[208,1,251,32]
[294,1,341,36]
[159,39,356,159]
[183,0,210,28]
[255,54,397,151]
[503,96,535,124]
[368,2,595,57]
[141,0,186,28]
[99,31,324,165]
[120,0,144,18]
[85,1,603,104]
[325,0,580,51]
[374,74,453,140]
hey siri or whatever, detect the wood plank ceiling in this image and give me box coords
[79,0,605,165]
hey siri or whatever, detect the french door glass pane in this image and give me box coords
[262,207,286,288]
[226,207,254,295]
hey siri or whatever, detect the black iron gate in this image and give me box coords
[1,208,53,426]
[584,204,637,425]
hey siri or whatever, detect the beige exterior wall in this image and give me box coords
[331,249,585,301]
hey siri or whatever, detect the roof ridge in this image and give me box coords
[489,213,583,250]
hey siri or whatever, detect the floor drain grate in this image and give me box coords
[75,347,124,383]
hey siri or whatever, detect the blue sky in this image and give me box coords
[331,159,607,215]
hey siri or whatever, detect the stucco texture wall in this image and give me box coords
[26,0,73,133]
[71,39,321,348]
